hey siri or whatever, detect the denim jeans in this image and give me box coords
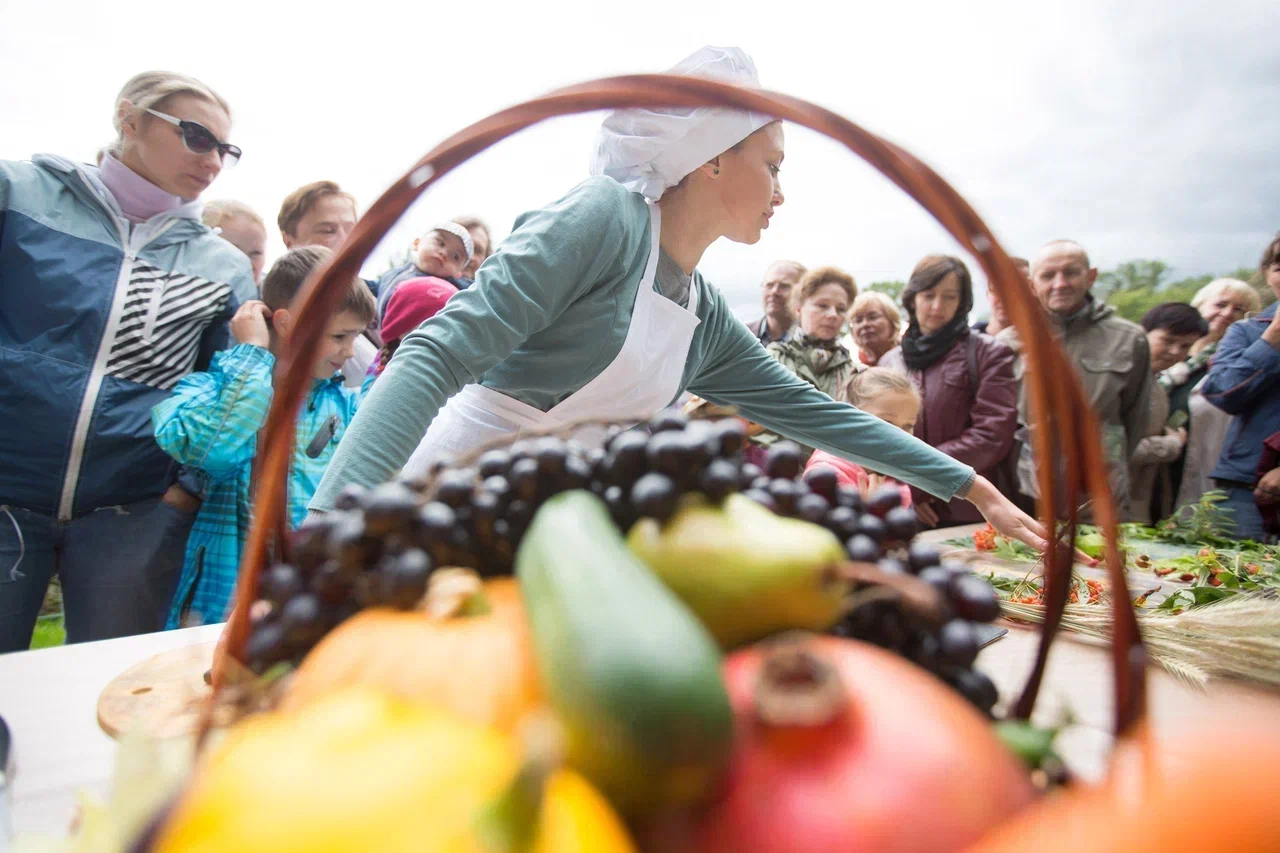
[0,498,195,653]
[1219,486,1267,542]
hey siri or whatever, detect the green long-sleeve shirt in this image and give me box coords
[310,177,974,512]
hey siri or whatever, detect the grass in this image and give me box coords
[31,579,66,650]
[31,614,66,649]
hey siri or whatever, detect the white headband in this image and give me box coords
[430,221,475,263]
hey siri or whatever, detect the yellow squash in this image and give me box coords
[154,687,633,853]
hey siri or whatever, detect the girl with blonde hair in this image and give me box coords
[804,367,920,506]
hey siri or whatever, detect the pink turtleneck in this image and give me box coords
[97,153,187,224]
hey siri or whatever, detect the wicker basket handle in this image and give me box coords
[216,72,1146,736]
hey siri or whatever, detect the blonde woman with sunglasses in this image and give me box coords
[0,71,257,651]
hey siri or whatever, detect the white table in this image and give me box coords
[3,598,1277,838]
[0,624,221,837]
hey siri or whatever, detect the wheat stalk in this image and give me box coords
[998,594,1280,690]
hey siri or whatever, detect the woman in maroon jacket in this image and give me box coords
[881,255,1018,528]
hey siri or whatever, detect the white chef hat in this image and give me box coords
[590,45,773,200]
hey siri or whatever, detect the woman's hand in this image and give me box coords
[915,501,940,528]
[965,475,1097,565]
[1262,308,1280,350]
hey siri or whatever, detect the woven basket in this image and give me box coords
[214,73,1146,737]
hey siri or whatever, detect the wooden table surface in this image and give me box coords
[1,524,1276,839]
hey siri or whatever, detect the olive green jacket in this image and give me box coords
[765,333,855,402]
[997,297,1153,519]
[756,333,855,454]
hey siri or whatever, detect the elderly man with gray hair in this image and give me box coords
[747,259,806,345]
[997,239,1153,520]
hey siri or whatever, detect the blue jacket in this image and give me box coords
[1202,302,1280,485]
[0,155,256,519]
[155,344,363,627]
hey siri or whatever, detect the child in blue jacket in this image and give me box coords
[154,246,375,627]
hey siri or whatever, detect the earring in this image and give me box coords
[713,168,720,175]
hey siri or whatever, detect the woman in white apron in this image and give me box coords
[310,46,1053,552]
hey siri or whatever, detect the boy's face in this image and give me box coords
[412,230,468,279]
[315,310,367,379]
[275,309,367,380]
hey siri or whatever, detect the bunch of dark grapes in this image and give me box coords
[243,414,1003,714]
[827,496,1003,715]
[767,460,1004,714]
[242,480,440,673]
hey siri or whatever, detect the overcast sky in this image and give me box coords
[3,0,1276,320]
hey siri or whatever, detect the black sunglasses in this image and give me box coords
[145,108,242,167]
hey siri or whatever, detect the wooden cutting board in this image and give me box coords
[96,640,217,739]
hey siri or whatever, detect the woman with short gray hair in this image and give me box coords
[1164,278,1262,510]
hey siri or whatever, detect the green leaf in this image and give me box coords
[986,574,1025,592]
[1150,555,1204,574]
[986,572,1041,599]
[1188,586,1235,607]
[1117,522,1159,541]
[1075,531,1108,559]
[992,536,1040,563]
[993,720,1060,768]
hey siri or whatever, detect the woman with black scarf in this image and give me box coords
[881,255,1019,528]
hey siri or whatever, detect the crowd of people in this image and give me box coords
[0,70,490,650]
[1,57,1276,653]
[741,243,1279,540]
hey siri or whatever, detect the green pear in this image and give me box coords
[627,494,849,649]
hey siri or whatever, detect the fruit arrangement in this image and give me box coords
[233,418,1005,719]
[50,415,1028,852]
[49,73,1280,853]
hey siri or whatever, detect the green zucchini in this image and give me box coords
[516,490,734,817]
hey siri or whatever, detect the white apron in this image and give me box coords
[402,202,700,478]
